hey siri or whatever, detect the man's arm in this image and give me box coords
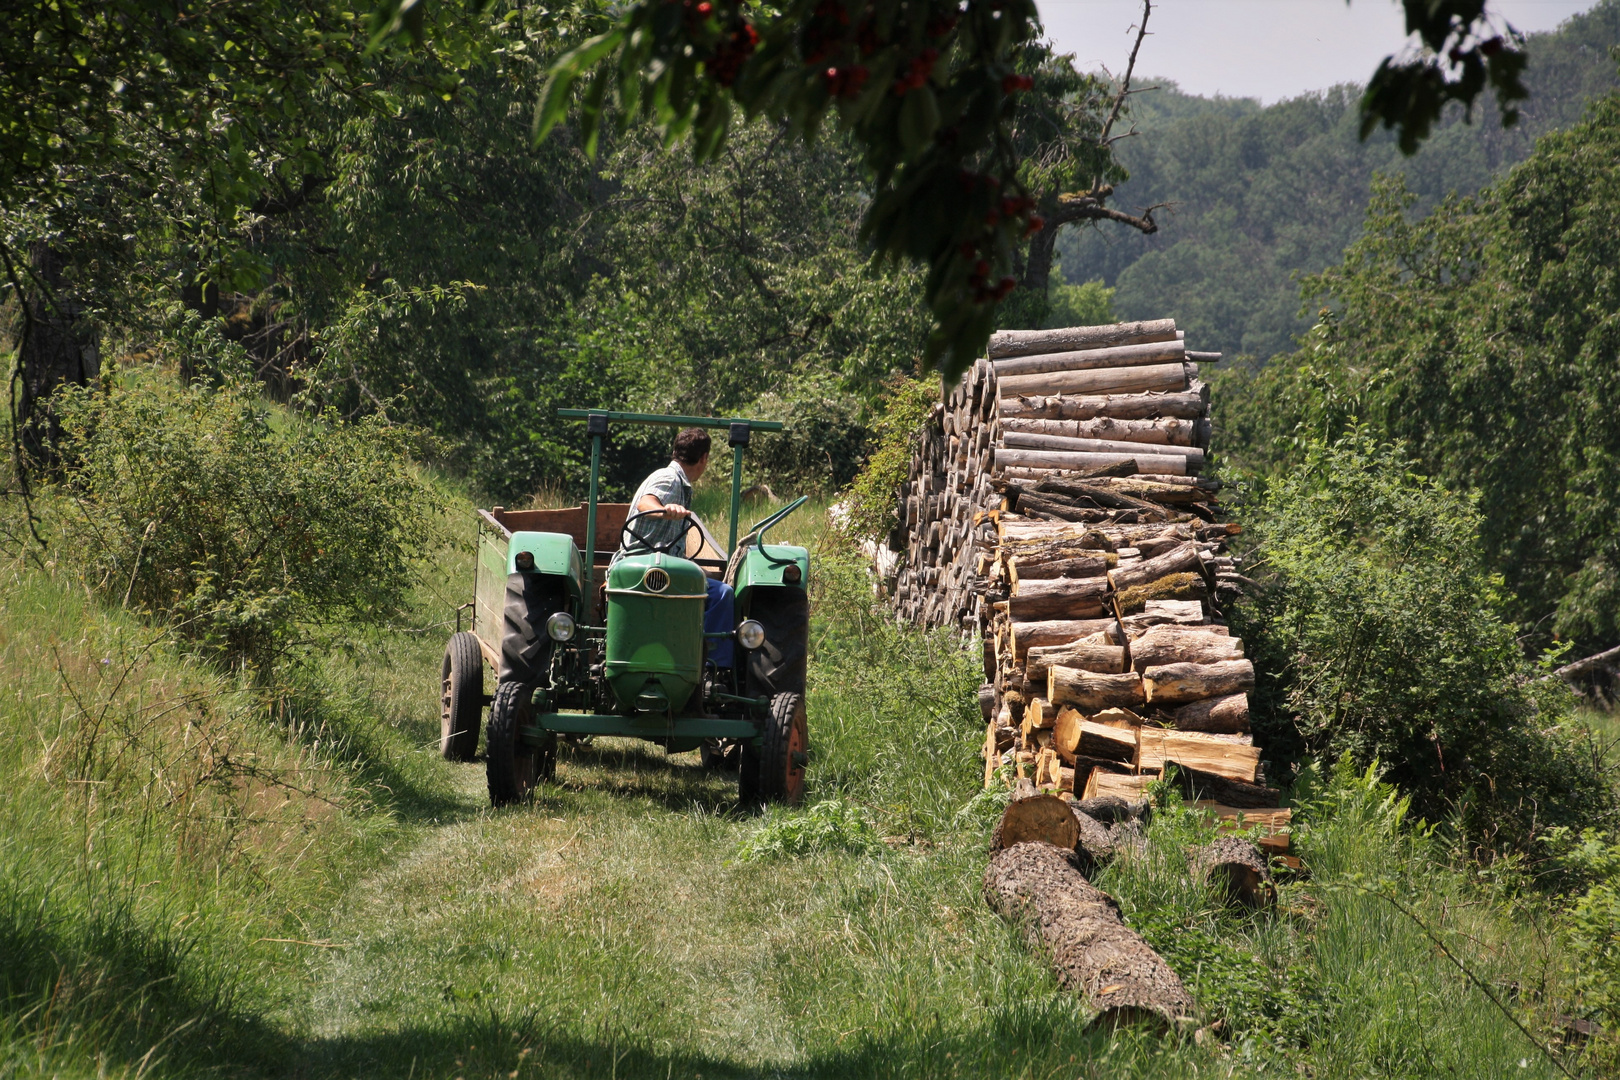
[636,493,691,518]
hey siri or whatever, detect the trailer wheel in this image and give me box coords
[440,632,484,762]
[739,691,807,807]
[487,681,543,806]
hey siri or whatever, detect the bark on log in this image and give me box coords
[1169,693,1250,735]
[1081,771,1152,801]
[1026,642,1128,685]
[992,340,1186,377]
[1002,415,1202,447]
[1076,720,1139,762]
[1074,796,1152,825]
[1141,660,1255,705]
[996,363,1190,400]
[1049,667,1146,712]
[988,319,1179,359]
[1189,837,1275,909]
[1164,760,1279,808]
[1129,626,1244,671]
[1109,541,1203,592]
[1008,576,1111,621]
[983,841,1195,1027]
[994,448,1191,476]
[1136,730,1260,782]
[1003,431,1207,466]
[1006,548,1113,582]
[999,383,1210,422]
[1116,574,1208,615]
[1010,619,1121,659]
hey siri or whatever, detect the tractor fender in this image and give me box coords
[733,543,809,602]
[506,531,584,599]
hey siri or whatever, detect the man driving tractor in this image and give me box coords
[618,427,735,668]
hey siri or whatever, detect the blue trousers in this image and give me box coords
[704,577,736,668]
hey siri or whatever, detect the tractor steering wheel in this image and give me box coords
[620,508,701,556]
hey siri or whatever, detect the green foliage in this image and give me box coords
[838,375,937,542]
[48,373,435,673]
[734,799,881,861]
[1217,69,1620,653]
[1245,435,1612,845]
[1042,269,1116,329]
[1544,827,1620,1033]
[1060,3,1620,361]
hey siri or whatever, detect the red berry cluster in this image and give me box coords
[709,22,759,86]
[1001,73,1034,93]
[955,170,1040,302]
[892,48,938,95]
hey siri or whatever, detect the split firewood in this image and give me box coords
[1188,837,1275,909]
[1025,641,1127,685]
[983,842,1196,1028]
[1136,730,1260,783]
[1163,760,1279,808]
[1170,693,1250,734]
[1049,667,1146,712]
[1141,660,1255,705]
[1129,626,1245,671]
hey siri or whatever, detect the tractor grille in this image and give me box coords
[642,567,671,593]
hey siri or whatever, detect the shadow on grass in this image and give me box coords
[292,997,1154,1080]
[546,738,756,817]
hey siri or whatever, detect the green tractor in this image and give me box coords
[438,410,811,807]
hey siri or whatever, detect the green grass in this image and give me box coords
[1,480,1616,1078]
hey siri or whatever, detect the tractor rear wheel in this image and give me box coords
[440,632,484,762]
[739,691,807,807]
[487,681,548,806]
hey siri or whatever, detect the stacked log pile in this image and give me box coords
[887,318,1288,854]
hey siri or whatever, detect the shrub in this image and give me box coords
[48,375,435,675]
[734,799,881,861]
[837,374,936,542]
[1245,434,1612,847]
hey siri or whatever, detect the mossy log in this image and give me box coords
[1116,573,1208,615]
[983,842,1195,1028]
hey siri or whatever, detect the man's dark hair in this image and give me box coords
[673,427,711,466]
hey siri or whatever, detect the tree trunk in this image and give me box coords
[983,842,1196,1027]
[1164,760,1279,807]
[999,385,1209,422]
[1026,642,1127,685]
[1049,667,1145,712]
[988,319,1178,360]
[1003,415,1203,447]
[996,362,1190,399]
[1140,660,1255,705]
[14,244,101,452]
[1168,692,1250,734]
[1129,626,1244,671]
[995,448,1191,476]
[993,340,1186,378]
[1188,837,1275,909]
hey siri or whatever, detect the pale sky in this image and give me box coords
[1038,0,1599,102]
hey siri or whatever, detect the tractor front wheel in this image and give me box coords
[739,691,807,807]
[440,632,484,762]
[487,681,550,806]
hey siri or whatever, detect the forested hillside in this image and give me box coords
[1057,1,1620,362]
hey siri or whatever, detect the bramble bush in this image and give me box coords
[1240,434,1613,848]
[837,374,937,542]
[48,374,435,676]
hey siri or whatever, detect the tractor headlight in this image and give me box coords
[736,619,766,650]
[782,563,802,583]
[545,612,576,642]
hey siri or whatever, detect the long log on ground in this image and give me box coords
[1553,643,1620,683]
[994,448,1192,476]
[1130,625,1244,671]
[1137,730,1259,782]
[1169,692,1250,734]
[1003,416,1205,447]
[1049,667,1145,712]
[993,341,1186,378]
[988,319,1179,360]
[996,363,1190,400]
[1164,760,1278,807]
[983,842,1196,1027]
[1008,578,1110,622]
[1109,541,1203,592]
[1010,619,1121,659]
[1000,386,1209,423]
[1026,642,1127,685]
[1189,837,1275,909]
[1003,432,1207,468]
[1141,660,1255,705]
